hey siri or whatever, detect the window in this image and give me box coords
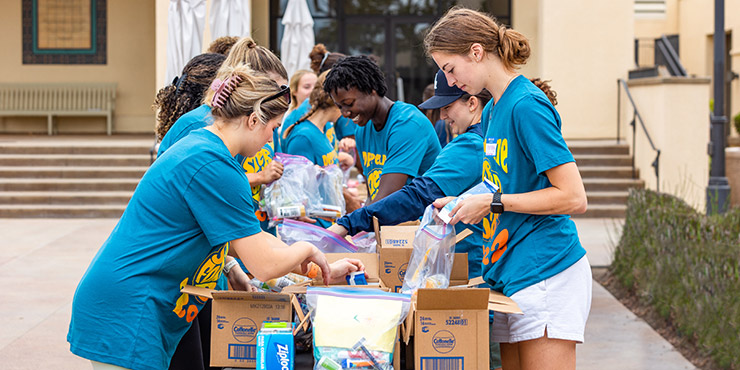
[23,0,107,64]
[270,0,511,104]
[634,0,666,19]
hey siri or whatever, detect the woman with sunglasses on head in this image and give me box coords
[67,65,364,370]
[324,55,442,205]
[426,7,590,370]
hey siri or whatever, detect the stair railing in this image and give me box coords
[616,78,661,192]
[655,35,687,77]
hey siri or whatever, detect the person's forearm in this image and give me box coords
[245,171,264,187]
[502,186,587,215]
[232,235,314,282]
[337,176,444,235]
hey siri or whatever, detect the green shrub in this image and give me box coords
[734,112,740,136]
[611,189,740,369]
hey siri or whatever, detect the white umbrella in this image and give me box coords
[209,0,251,39]
[280,0,315,78]
[165,0,206,86]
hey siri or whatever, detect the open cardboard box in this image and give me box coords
[180,285,293,368]
[373,217,471,292]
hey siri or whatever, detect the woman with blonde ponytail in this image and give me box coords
[427,7,590,370]
[67,65,364,370]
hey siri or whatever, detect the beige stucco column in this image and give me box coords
[625,77,711,211]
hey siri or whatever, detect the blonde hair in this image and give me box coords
[223,37,289,81]
[288,69,315,110]
[424,7,530,72]
[204,64,289,124]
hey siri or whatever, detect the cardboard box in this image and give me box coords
[180,285,293,368]
[413,289,490,370]
[373,218,471,292]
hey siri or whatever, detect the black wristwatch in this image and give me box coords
[490,191,504,214]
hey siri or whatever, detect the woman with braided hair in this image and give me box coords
[67,64,364,370]
[153,53,226,143]
[426,7,590,370]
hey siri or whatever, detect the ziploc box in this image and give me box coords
[373,218,470,292]
[413,289,490,370]
[179,285,293,368]
[256,322,294,370]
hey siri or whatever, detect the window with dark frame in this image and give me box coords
[22,0,107,64]
[269,0,511,105]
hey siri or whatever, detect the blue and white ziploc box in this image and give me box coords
[256,322,294,370]
[178,286,293,369]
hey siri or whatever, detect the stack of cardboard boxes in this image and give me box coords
[182,220,521,369]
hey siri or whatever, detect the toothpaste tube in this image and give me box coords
[256,322,294,370]
[316,357,342,370]
[438,179,499,224]
[346,271,368,285]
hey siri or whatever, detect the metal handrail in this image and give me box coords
[616,78,661,192]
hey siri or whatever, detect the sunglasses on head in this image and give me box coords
[263,85,291,105]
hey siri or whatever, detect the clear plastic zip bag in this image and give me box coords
[401,205,457,294]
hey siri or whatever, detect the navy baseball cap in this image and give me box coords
[418,69,465,110]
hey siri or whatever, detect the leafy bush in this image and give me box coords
[734,112,740,136]
[611,189,740,369]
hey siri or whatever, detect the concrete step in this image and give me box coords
[0,178,140,191]
[0,135,153,155]
[0,204,125,218]
[574,154,632,167]
[578,166,637,179]
[572,204,626,218]
[0,154,151,167]
[0,166,147,179]
[567,141,629,155]
[0,191,133,205]
[583,178,644,192]
[586,191,629,205]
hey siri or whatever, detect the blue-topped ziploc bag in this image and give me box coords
[306,287,411,370]
[401,205,457,294]
[278,219,358,254]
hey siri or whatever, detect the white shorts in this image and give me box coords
[492,255,592,344]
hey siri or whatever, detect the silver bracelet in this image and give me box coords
[223,259,239,275]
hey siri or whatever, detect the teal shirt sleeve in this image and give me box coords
[513,96,574,175]
[423,133,484,196]
[334,116,356,140]
[183,160,262,246]
[382,118,432,177]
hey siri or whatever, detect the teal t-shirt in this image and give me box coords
[355,101,441,201]
[334,115,356,140]
[481,76,586,296]
[276,100,311,153]
[158,104,212,157]
[283,121,339,167]
[67,129,262,370]
[424,127,485,279]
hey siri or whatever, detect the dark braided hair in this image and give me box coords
[284,70,334,139]
[153,53,226,140]
[323,55,387,97]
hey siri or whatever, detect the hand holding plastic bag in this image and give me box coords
[262,153,321,227]
[401,205,457,294]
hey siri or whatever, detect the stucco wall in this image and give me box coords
[0,0,156,134]
[535,0,634,140]
[624,77,711,211]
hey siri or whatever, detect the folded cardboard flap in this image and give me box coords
[489,290,523,314]
[417,288,489,310]
[180,285,214,299]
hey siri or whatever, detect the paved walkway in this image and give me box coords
[0,218,696,369]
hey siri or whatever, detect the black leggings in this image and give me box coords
[169,300,219,370]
